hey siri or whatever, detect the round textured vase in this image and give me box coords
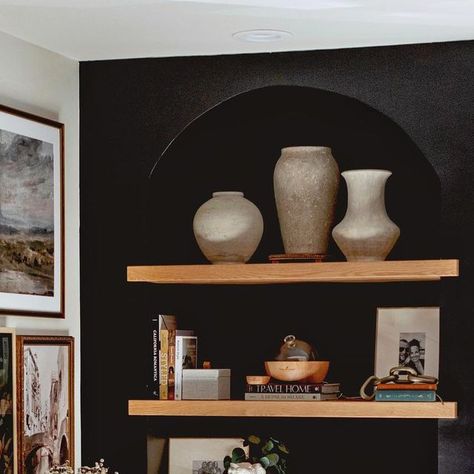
[193,191,264,264]
[332,169,400,261]
[273,146,339,254]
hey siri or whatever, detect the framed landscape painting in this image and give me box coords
[16,336,74,474]
[0,105,64,317]
[0,328,17,474]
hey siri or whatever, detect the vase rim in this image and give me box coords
[342,169,392,177]
[212,191,244,197]
[281,146,332,153]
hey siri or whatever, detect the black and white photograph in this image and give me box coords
[169,438,246,474]
[0,105,63,317]
[399,332,426,375]
[375,307,439,378]
[17,336,74,474]
[192,460,223,474]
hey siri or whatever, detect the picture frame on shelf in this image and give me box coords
[375,307,440,378]
[169,438,247,474]
[16,335,74,474]
[0,104,64,317]
[0,328,17,474]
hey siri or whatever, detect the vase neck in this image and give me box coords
[212,191,244,198]
[342,170,391,216]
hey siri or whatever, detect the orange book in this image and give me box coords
[376,383,437,390]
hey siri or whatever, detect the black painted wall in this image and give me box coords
[80,41,474,473]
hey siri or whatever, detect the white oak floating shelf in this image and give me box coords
[127,259,459,285]
[128,400,457,419]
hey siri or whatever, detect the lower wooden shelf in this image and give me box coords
[128,400,457,419]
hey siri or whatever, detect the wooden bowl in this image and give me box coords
[246,375,271,385]
[264,361,330,383]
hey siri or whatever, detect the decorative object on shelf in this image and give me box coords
[0,328,16,474]
[273,146,339,255]
[245,375,271,385]
[228,462,266,474]
[48,461,74,473]
[193,191,264,264]
[169,438,247,474]
[332,169,400,261]
[224,435,289,474]
[0,104,64,317]
[182,368,231,400]
[360,365,438,401]
[265,334,329,383]
[375,307,440,378]
[275,334,316,361]
[265,360,329,383]
[268,253,328,263]
[78,458,118,473]
[17,336,74,474]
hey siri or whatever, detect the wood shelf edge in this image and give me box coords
[128,400,457,419]
[127,259,459,285]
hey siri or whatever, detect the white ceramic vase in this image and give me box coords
[193,191,264,264]
[332,169,400,261]
[273,146,339,254]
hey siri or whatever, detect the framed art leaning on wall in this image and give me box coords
[375,307,440,378]
[0,105,64,317]
[16,336,74,474]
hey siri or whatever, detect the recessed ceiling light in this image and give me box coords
[232,29,293,43]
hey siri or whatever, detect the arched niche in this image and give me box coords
[148,85,440,263]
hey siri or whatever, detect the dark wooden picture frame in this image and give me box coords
[0,104,64,318]
[0,328,17,474]
[16,336,74,473]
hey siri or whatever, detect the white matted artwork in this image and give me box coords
[169,438,247,474]
[375,307,440,378]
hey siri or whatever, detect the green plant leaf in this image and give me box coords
[277,443,290,454]
[224,456,231,469]
[262,439,274,454]
[247,435,261,445]
[265,453,280,466]
[231,448,247,463]
[259,456,271,468]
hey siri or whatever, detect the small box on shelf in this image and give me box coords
[182,368,231,400]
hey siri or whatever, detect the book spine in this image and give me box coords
[175,336,183,400]
[376,383,437,391]
[246,384,323,394]
[175,336,198,400]
[151,317,159,398]
[244,393,338,401]
[159,329,169,400]
[168,329,177,400]
[375,390,436,402]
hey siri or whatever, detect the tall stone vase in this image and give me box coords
[273,146,339,255]
[332,169,400,261]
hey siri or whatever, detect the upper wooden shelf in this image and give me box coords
[128,399,457,419]
[127,259,459,285]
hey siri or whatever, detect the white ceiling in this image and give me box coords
[0,0,472,61]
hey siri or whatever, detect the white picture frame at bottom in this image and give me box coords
[375,307,440,378]
[169,438,247,474]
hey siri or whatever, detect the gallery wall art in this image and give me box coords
[16,336,74,474]
[0,105,64,317]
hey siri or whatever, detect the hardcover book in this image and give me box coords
[375,390,436,402]
[376,383,438,391]
[246,382,340,394]
[175,334,198,400]
[244,392,339,401]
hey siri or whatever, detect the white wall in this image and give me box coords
[0,31,81,467]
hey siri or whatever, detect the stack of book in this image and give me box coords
[375,382,438,402]
[244,382,340,401]
[149,314,198,400]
